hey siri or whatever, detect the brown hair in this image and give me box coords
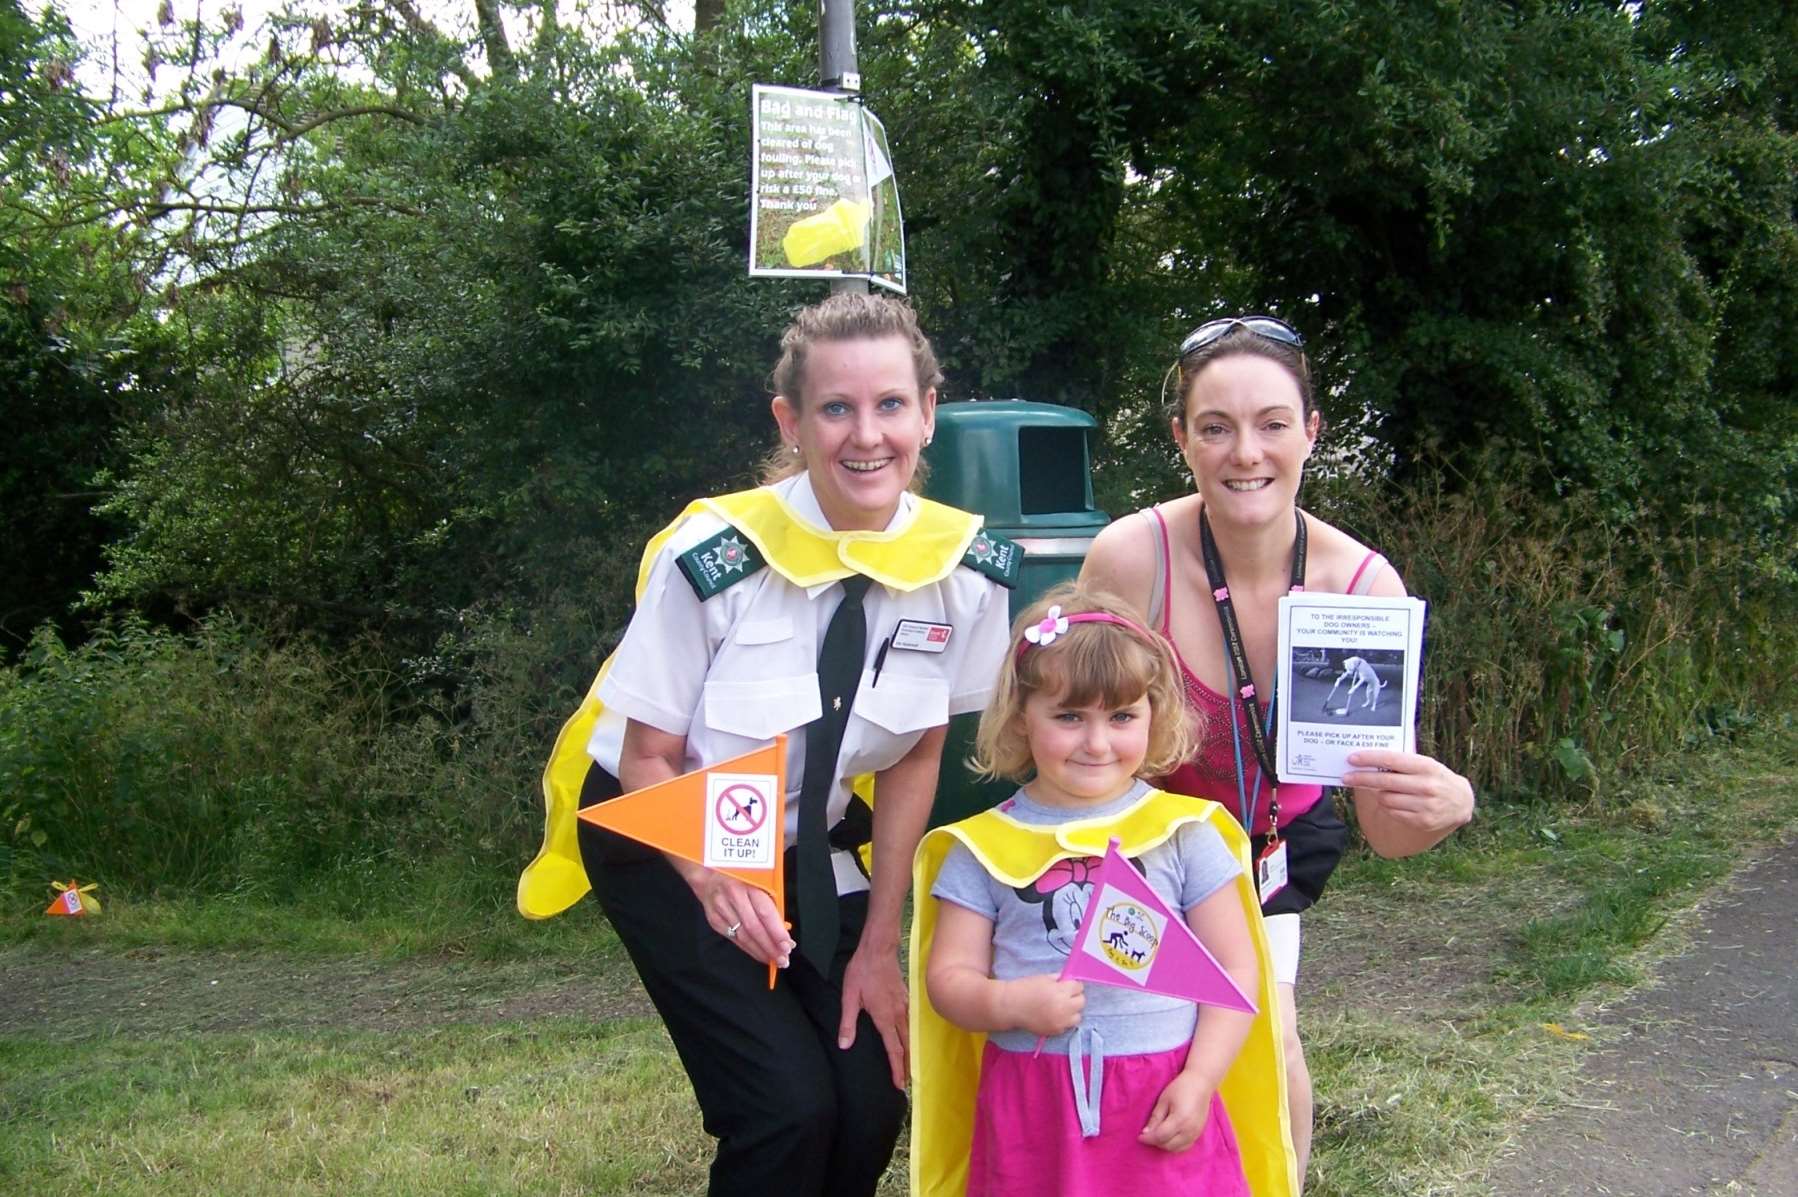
[972,583,1198,784]
[758,292,943,486]
[1165,325,1316,427]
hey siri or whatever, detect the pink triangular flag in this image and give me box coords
[1058,837,1256,1013]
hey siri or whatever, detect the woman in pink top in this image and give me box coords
[1080,315,1474,1190]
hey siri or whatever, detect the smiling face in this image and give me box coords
[771,334,937,532]
[1171,353,1320,530]
[1018,688,1152,810]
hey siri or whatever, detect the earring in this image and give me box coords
[790,444,801,456]
[923,435,933,448]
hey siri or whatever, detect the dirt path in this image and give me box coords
[1483,842,1798,1196]
[0,943,654,1039]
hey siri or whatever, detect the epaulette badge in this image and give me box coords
[961,529,1021,588]
[676,527,767,600]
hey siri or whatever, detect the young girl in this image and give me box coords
[910,585,1295,1197]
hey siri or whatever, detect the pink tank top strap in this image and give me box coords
[1146,507,1208,686]
[1347,549,1389,596]
[1148,506,1175,633]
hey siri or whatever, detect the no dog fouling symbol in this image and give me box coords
[704,771,779,869]
[714,784,767,835]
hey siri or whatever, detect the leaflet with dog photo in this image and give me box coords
[1274,592,1427,786]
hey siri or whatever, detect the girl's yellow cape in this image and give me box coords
[517,486,983,919]
[909,789,1298,1197]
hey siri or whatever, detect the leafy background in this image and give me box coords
[3,0,1794,900]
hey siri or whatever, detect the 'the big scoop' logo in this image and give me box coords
[1095,898,1161,973]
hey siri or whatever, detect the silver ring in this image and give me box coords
[725,921,741,939]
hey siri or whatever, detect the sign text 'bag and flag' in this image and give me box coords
[749,83,905,294]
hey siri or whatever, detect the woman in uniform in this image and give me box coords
[519,292,1016,1196]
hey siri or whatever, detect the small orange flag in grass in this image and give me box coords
[578,738,787,988]
[46,880,101,916]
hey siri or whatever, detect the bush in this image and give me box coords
[0,541,639,909]
[1310,455,1798,804]
[0,617,439,902]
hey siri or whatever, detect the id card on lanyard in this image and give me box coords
[1200,507,1306,905]
[1227,680,1291,905]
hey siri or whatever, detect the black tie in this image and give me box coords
[796,573,872,974]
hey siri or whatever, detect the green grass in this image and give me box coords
[0,1020,713,1195]
[1,720,1793,1196]
[1306,1010,1576,1197]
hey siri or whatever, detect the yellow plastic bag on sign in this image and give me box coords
[46,879,100,916]
[783,198,871,267]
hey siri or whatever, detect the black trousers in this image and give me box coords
[579,782,905,1197]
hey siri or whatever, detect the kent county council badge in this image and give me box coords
[969,534,994,561]
[715,535,749,574]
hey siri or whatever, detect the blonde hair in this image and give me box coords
[972,583,1198,784]
[758,292,943,486]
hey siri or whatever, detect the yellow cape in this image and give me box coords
[517,486,985,919]
[909,789,1297,1197]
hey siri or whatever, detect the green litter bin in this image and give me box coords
[922,399,1112,824]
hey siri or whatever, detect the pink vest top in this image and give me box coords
[1142,507,1384,838]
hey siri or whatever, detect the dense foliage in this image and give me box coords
[3,0,1793,897]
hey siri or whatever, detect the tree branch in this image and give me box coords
[143,197,427,220]
[379,0,481,91]
[473,0,519,80]
[114,97,429,141]
[285,103,429,137]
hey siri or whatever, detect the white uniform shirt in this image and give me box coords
[590,473,1014,895]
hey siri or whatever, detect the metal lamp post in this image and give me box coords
[818,0,866,295]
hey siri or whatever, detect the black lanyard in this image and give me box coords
[1198,507,1306,789]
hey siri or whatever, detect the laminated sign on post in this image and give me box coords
[749,83,906,293]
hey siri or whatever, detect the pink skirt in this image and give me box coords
[966,1041,1250,1197]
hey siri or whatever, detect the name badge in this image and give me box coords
[890,619,953,653]
[1257,840,1289,905]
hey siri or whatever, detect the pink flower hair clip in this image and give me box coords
[1014,606,1161,663]
[1023,604,1070,648]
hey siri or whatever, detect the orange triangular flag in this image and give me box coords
[577,738,787,959]
[46,880,99,916]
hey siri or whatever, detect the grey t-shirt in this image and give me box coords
[931,779,1242,1055]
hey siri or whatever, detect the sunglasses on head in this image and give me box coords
[1178,315,1304,357]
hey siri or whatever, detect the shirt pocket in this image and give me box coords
[853,672,950,736]
[704,673,820,741]
[734,617,794,646]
